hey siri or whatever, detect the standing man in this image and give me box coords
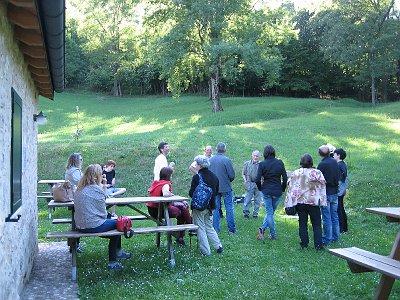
[242,150,262,218]
[209,142,236,234]
[154,141,174,181]
[189,145,213,175]
[317,145,340,245]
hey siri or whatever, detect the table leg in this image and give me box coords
[47,183,53,219]
[156,205,162,248]
[374,231,400,300]
[163,203,175,267]
[68,238,78,282]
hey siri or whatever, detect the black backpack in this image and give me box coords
[191,174,213,211]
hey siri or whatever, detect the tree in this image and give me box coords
[315,0,400,104]
[145,0,294,111]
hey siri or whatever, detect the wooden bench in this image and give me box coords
[47,224,198,281]
[52,215,148,224]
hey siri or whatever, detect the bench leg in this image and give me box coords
[163,203,175,267]
[374,276,395,300]
[68,238,78,282]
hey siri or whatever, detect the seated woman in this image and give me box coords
[74,164,131,270]
[284,154,327,250]
[65,153,83,190]
[147,167,192,245]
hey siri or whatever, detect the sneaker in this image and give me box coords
[117,250,132,260]
[315,245,325,251]
[268,234,277,240]
[108,261,123,270]
[257,228,265,240]
[216,246,223,254]
[300,243,308,250]
[228,231,236,236]
[243,214,250,219]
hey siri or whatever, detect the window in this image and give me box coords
[6,88,22,222]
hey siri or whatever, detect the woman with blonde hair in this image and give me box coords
[74,164,131,270]
[65,153,83,189]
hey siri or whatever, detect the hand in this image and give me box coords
[169,162,175,169]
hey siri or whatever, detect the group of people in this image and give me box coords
[62,140,349,270]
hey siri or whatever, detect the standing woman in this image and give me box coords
[255,145,287,240]
[189,155,223,256]
[333,148,348,233]
[65,153,83,190]
[74,164,131,270]
[284,154,327,250]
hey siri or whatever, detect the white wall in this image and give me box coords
[0,3,39,299]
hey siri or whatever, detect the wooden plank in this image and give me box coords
[48,200,73,208]
[46,224,198,239]
[38,179,66,184]
[52,215,148,224]
[329,247,400,279]
[7,4,39,29]
[366,207,400,221]
[107,195,188,205]
[37,195,53,199]
[14,26,42,46]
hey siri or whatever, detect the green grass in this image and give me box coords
[38,92,400,299]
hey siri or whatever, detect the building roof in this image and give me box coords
[6,0,65,99]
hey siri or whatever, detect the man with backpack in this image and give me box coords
[189,155,223,255]
[209,142,236,234]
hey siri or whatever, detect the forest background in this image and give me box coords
[65,0,400,111]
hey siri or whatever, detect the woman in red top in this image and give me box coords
[147,167,192,245]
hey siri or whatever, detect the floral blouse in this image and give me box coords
[285,168,327,207]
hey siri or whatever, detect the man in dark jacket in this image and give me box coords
[209,142,236,234]
[317,145,340,245]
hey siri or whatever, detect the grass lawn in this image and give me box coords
[38,92,400,299]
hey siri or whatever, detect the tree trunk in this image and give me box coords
[113,78,122,97]
[382,76,388,102]
[371,73,377,105]
[209,66,223,112]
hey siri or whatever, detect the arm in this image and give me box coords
[72,169,82,184]
[242,162,248,182]
[189,174,199,198]
[281,161,288,192]
[255,164,263,190]
[162,184,173,197]
[226,159,235,182]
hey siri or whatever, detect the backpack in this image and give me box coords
[116,216,134,238]
[191,174,213,211]
[52,181,74,202]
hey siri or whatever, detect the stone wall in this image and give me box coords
[0,3,39,299]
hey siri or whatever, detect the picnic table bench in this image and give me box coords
[329,207,400,300]
[46,196,198,281]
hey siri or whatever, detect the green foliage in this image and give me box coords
[37,92,400,299]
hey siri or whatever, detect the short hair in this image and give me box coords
[158,142,168,153]
[318,145,330,157]
[66,153,82,169]
[77,164,103,191]
[159,167,173,181]
[106,160,116,167]
[194,155,210,168]
[334,148,347,160]
[216,142,226,153]
[252,150,260,157]
[300,154,313,168]
[263,145,275,158]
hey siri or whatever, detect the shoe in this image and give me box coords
[315,245,325,251]
[117,250,132,260]
[257,228,265,240]
[108,261,123,270]
[216,246,223,254]
[243,215,250,219]
[176,237,186,246]
[300,243,308,250]
[252,215,258,219]
[268,235,277,240]
[228,231,236,236]
[77,244,84,253]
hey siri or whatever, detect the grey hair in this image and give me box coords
[216,142,226,153]
[194,155,210,168]
[252,150,260,156]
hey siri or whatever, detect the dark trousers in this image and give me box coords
[338,195,348,233]
[79,219,121,261]
[296,204,323,249]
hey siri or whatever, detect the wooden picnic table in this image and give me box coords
[329,207,400,300]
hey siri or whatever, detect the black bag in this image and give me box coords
[191,174,213,211]
[285,206,297,216]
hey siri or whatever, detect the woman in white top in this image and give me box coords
[65,153,83,190]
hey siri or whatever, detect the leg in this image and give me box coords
[268,196,281,238]
[223,190,236,233]
[296,204,309,248]
[193,210,211,256]
[108,236,120,262]
[212,194,222,233]
[204,210,222,250]
[252,186,262,217]
[260,194,272,230]
[308,205,323,249]
[242,185,252,217]
[338,195,348,233]
[330,195,340,242]
[321,198,332,245]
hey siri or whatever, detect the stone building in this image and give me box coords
[0,1,65,298]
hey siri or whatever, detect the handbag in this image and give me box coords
[116,216,134,238]
[285,206,297,216]
[52,181,74,202]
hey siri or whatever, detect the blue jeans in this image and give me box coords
[213,190,236,233]
[260,194,281,238]
[321,194,340,244]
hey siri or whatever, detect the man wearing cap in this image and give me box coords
[317,145,340,245]
[242,150,262,218]
[209,142,236,234]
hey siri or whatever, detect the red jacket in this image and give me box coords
[147,180,172,208]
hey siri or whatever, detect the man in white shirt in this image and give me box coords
[154,142,174,180]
